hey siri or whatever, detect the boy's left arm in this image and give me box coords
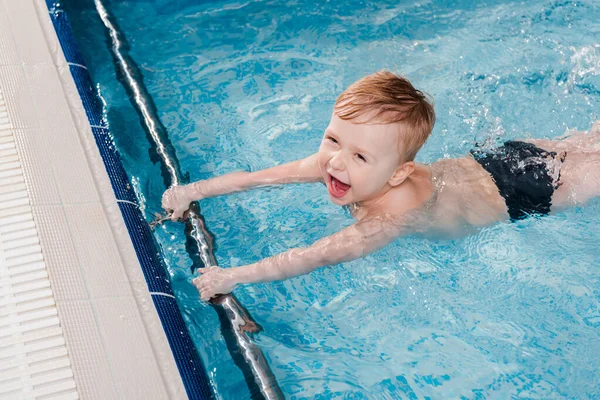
[194,214,405,301]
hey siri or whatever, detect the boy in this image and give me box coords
[162,71,600,302]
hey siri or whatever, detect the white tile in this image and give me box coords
[0,1,20,65]
[33,0,67,69]
[94,297,170,400]
[47,125,100,205]
[13,129,62,205]
[23,64,76,134]
[0,66,39,129]
[54,64,120,207]
[103,201,147,285]
[22,64,100,204]
[31,205,87,301]
[63,203,132,299]
[3,0,52,65]
[55,299,118,400]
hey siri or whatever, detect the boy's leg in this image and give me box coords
[520,125,600,211]
[523,135,599,153]
[550,151,600,211]
[526,121,600,151]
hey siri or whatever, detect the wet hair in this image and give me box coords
[334,70,435,162]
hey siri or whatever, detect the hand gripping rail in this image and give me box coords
[93,1,284,398]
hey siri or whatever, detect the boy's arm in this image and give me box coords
[162,153,322,220]
[193,214,405,301]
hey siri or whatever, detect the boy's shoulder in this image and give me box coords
[378,173,434,218]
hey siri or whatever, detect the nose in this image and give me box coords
[329,151,345,171]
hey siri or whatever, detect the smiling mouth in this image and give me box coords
[328,174,351,198]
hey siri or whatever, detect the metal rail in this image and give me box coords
[93,1,284,398]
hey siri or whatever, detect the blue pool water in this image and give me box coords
[63,0,600,398]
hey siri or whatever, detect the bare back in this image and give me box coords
[422,157,509,235]
[413,125,600,237]
[354,157,511,238]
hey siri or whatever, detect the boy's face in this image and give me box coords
[317,113,406,206]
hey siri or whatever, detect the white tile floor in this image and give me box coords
[0,68,77,400]
[0,0,187,398]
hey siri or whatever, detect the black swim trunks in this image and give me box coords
[470,140,566,221]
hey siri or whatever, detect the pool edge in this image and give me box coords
[0,0,213,398]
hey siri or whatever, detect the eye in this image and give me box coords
[327,136,338,144]
[355,154,367,163]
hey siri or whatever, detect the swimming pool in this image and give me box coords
[63,0,600,398]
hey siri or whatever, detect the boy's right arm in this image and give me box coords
[162,153,322,220]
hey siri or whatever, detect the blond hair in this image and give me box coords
[334,70,435,162]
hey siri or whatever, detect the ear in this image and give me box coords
[388,161,415,187]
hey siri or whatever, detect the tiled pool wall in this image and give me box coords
[44,2,214,399]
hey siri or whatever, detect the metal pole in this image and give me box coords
[93,2,284,398]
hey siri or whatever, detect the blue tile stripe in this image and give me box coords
[47,5,86,66]
[118,202,172,294]
[69,66,106,128]
[91,127,138,204]
[46,2,214,399]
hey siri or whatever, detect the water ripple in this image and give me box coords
[63,0,600,397]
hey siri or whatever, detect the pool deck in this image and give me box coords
[0,0,187,398]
